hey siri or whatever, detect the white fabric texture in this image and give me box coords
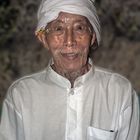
[36,0,101,45]
[0,60,139,140]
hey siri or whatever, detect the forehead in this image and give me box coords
[47,12,90,25]
[58,12,88,20]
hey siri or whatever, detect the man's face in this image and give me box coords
[43,12,95,73]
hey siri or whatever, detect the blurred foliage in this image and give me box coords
[0,3,20,48]
[0,0,10,7]
[95,0,140,40]
[0,0,140,102]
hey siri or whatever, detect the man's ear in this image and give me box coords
[91,33,96,46]
[37,33,49,50]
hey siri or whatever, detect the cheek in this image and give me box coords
[76,35,91,49]
[78,39,90,56]
[77,41,90,64]
[47,35,63,50]
[78,35,92,45]
[49,48,60,58]
[79,47,89,63]
[46,34,91,57]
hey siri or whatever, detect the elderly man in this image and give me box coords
[0,0,139,140]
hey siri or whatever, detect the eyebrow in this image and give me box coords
[52,20,64,24]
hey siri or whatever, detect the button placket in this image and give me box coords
[65,88,78,140]
[66,86,84,140]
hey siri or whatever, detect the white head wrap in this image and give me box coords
[36,0,101,45]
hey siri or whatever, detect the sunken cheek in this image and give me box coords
[47,36,63,50]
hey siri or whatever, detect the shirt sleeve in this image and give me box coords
[0,98,25,140]
[116,90,140,140]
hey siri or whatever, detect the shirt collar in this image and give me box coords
[45,58,95,89]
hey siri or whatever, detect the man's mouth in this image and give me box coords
[61,53,78,60]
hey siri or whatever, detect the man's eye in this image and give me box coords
[54,26,63,32]
[75,25,87,32]
[77,26,84,30]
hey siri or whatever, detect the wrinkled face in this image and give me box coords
[43,12,95,73]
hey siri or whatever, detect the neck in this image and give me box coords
[51,63,91,88]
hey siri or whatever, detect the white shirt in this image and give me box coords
[0,61,139,140]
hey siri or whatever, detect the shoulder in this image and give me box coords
[4,70,47,111]
[94,66,131,88]
[94,66,134,105]
[6,70,46,99]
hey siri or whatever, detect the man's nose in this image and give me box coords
[64,28,76,47]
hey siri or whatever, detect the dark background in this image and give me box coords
[0,0,140,106]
